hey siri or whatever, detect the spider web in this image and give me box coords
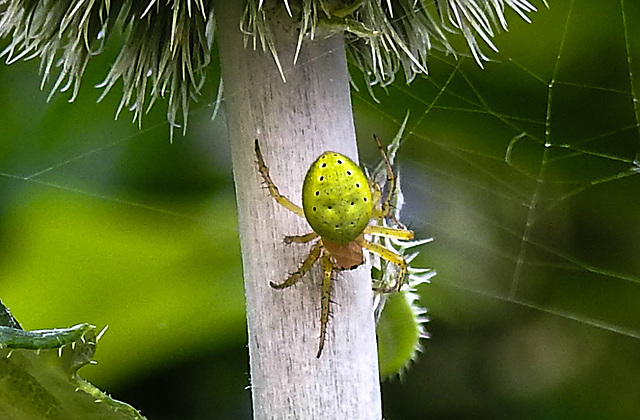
[363,1,640,416]
[0,0,639,417]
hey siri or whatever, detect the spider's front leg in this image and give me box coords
[270,240,323,289]
[362,239,408,293]
[365,225,413,240]
[317,254,334,358]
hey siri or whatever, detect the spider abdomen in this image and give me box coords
[302,151,373,244]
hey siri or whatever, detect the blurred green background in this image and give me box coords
[1,0,639,418]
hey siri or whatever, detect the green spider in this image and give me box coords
[254,136,414,358]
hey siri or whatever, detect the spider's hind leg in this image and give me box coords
[372,134,397,220]
[254,139,305,218]
[270,240,322,289]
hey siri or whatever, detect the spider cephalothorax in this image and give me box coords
[255,136,414,357]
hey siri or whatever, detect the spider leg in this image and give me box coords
[254,139,305,218]
[270,240,322,289]
[364,225,414,240]
[372,134,396,219]
[284,232,320,244]
[316,254,334,358]
[370,181,383,212]
[362,239,408,293]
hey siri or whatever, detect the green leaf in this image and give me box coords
[0,324,145,420]
[377,291,423,379]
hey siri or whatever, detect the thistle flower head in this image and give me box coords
[0,0,214,139]
[0,0,541,134]
[243,0,542,88]
[368,111,436,378]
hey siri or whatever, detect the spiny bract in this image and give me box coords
[302,152,373,244]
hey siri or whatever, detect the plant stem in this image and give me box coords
[214,1,382,418]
